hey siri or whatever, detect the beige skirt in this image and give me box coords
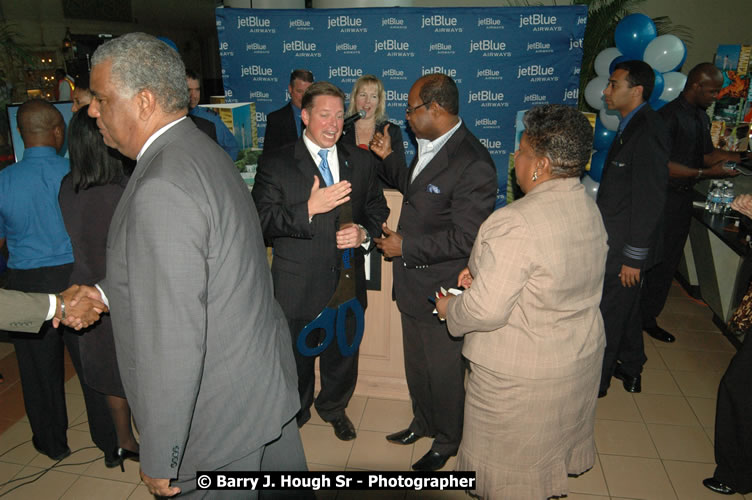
[456,352,603,500]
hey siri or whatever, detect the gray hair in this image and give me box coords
[91,32,189,113]
[522,104,593,178]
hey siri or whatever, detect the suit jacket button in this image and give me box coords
[330,266,337,272]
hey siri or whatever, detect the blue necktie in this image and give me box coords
[318,149,334,186]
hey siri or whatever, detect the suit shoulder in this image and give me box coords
[259,142,296,166]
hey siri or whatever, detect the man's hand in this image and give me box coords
[336,223,365,250]
[373,223,403,258]
[705,159,740,178]
[619,265,640,288]
[369,124,393,160]
[140,468,180,497]
[436,295,452,321]
[731,193,752,218]
[457,267,474,289]
[307,176,351,218]
[53,285,108,329]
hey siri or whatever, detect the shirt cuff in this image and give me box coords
[95,284,110,308]
[46,294,57,321]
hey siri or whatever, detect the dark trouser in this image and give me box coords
[287,315,358,425]
[400,312,464,456]
[172,417,313,499]
[641,188,693,329]
[7,264,72,458]
[62,331,119,459]
[713,334,752,494]
[599,267,647,393]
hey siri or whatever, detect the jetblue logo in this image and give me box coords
[475,118,499,128]
[527,41,552,53]
[577,16,587,25]
[328,15,367,32]
[255,111,267,124]
[519,13,562,31]
[246,42,268,53]
[237,16,275,33]
[240,65,277,82]
[282,40,321,58]
[517,65,558,82]
[429,43,454,54]
[469,40,510,57]
[523,94,548,103]
[477,17,503,29]
[374,40,414,57]
[477,68,502,80]
[421,15,462,32]
[382,17,406,29]
[570,38,583,50]
[249,91,271,102]
[336,42,359,53]
[219,41,233,57]
[289,19,312,29]
[468,90,508,108]
[328,66,363,79]
[382,68,406,80]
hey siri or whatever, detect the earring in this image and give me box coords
[532,169,538,182]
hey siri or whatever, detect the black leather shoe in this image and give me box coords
[32,436,71,461]
[412,450,451,471]
[386,428,421,445]
[645,325,676,343]
[614,366,641,393]
[598,389,608,398]
[329,415,356,441]
[703,477,736,495]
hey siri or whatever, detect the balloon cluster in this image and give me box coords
[582,13,687,197]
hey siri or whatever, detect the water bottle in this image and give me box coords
[710,184,724,215]
[705,180,716,212]
[723,181,735,214]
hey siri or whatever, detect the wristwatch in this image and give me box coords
[357,224,371,246]
[696,168,703,179]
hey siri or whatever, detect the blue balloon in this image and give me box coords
[588,150,608,183]
[609,55,629,75]
[652,99,669,110]
[650,70,665,105]
[593,118,616,150]
[614,13,657,60]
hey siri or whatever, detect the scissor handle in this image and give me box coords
[335,298,365,357]
[296,308,336,357]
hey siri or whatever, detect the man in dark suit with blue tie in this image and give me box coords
[596,60,669,397]
[253,81,389,441]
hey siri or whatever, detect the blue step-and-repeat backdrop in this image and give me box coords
[215,6,587,207]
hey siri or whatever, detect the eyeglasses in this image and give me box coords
[406,101,431,115]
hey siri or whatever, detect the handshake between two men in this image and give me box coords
[53,284,108,330]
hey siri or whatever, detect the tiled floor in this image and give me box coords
[0,282,748,499]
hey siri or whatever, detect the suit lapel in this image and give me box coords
[294,139,323,185]
[406,122,467,197]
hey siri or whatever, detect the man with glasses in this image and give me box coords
[640,63,742,345]
[371,73,496,471]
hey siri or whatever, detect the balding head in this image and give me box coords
[17,99,65,150]
[685,62,724,109]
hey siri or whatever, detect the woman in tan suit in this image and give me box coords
[437,104,608,499]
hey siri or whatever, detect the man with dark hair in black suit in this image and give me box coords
[262,69,314,153]
[597,60,669,397]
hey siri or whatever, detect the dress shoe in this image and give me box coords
[32,436,71,461]
[645,325,675,343]
[598,389,608,398]
[329,415,356,441]
[386,428,421,445]
[411,450,451,471]
[613,365,641,393]
[703,477,736,495]
[115,447,140,472]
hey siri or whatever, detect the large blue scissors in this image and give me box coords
[297,203,365,357]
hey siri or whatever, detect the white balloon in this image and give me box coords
[594,47,623,77]
[599,107,621,132]
[581,174,600,200]
[585,76,609,110]
[643,35,686,73]
[659,71,687,102]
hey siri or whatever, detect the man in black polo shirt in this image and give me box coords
[641,63,744,343]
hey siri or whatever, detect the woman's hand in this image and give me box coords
[457,267,473,289]
[436,295,452,321]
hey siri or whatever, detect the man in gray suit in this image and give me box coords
[84,33,304,498]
